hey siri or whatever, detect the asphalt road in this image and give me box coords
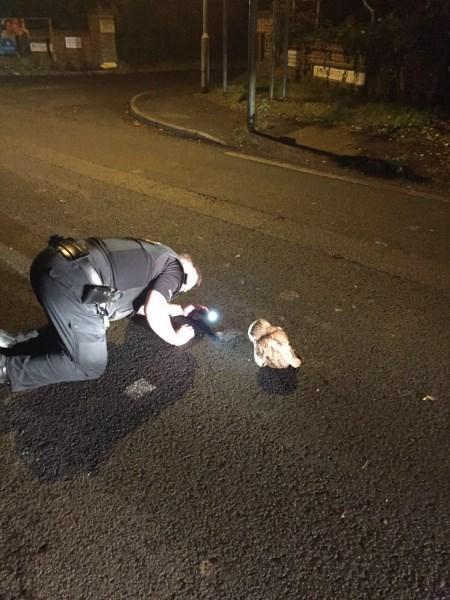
[0,73,449,600]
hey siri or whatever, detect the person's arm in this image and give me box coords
[144,289,194,346]
[168,303,209,317]
[138,302,208,318]
[167,303,184,317]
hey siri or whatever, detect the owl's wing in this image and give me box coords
[259,330,303,369]
[282,343,303,368]
[255,332,288,369]
[253,343,267,367]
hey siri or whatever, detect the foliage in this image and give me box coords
[210,74,437,130]
[290,0,450,109]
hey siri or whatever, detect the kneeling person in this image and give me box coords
[0,236,203,392]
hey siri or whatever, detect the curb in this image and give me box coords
[129,92,228,147]
[129,93,449,203]
[0,69,119,78]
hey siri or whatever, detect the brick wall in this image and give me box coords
[256,11,366,82]
[52,30,92,70]
[1,11,117,72]
[88,9,117,68]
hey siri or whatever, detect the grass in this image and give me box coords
[209,75,436,131]
[208,74,450,191]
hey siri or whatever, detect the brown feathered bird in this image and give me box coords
[248,319,304,369]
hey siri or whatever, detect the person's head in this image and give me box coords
[3,19,14,32]
[178,253,202,292]
[11,19,26,34]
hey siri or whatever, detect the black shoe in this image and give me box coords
[0,329,16,348]
[0,328,39,348]
[0,354,9,385]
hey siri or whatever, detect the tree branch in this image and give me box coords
[362,0,376,24]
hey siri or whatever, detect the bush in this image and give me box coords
[290,0,450,111]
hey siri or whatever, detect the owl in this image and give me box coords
[248,319,304,369]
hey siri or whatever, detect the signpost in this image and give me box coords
[223,0,228,94]
[270,0,279,100]
[247,0,258,131]
[201,0,210,93]
[281,0,291,98]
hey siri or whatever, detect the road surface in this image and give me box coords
[0,74,449,599]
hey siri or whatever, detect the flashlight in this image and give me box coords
[206,309,219,323]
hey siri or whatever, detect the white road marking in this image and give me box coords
[125,378,156,399]
[224,151,450,204]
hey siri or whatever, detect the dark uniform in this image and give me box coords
[6,237,185,392]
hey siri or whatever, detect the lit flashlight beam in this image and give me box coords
[207,310,219,323]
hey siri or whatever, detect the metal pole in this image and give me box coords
[223,0,228,93]
[201,0,210,93]
[247,0,258,131]
[269,0,278,100]
[315,0,321,27]
[281,0,291,99]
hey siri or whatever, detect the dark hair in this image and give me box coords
[179,252,203,288]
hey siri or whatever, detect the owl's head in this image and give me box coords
[248,319,272,342]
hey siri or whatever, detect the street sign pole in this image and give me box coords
[247,0,258,131]
[282,0,291,98]
[223,0,228,94]
[201,0,210,93]
[270,0,279,100]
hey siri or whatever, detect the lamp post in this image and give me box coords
[201,0,210,92]
[247,0,258,131]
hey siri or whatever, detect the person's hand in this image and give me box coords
[183,304,209,318]
[175,324,195,345]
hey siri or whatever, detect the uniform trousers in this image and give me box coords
[6,248,108,392]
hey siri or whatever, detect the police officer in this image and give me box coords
[0,236,204,392]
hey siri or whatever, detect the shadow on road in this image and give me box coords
[0,322,196,483]
[257,366,298,395]
[255,130,431,185]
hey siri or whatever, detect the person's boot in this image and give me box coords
[0,354,9,385]
[0,328,39,348]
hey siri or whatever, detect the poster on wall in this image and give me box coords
[313,65,366,86]
[0,18,32,56]
[0,17,51,56]
[65,36,82,49]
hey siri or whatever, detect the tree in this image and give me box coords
[290,0,450,109]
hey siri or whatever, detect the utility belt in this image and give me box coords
[48,235,120,327]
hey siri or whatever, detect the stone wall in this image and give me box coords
[52,30,93,70]
[52,10,117,71]
[0,10,117,73]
